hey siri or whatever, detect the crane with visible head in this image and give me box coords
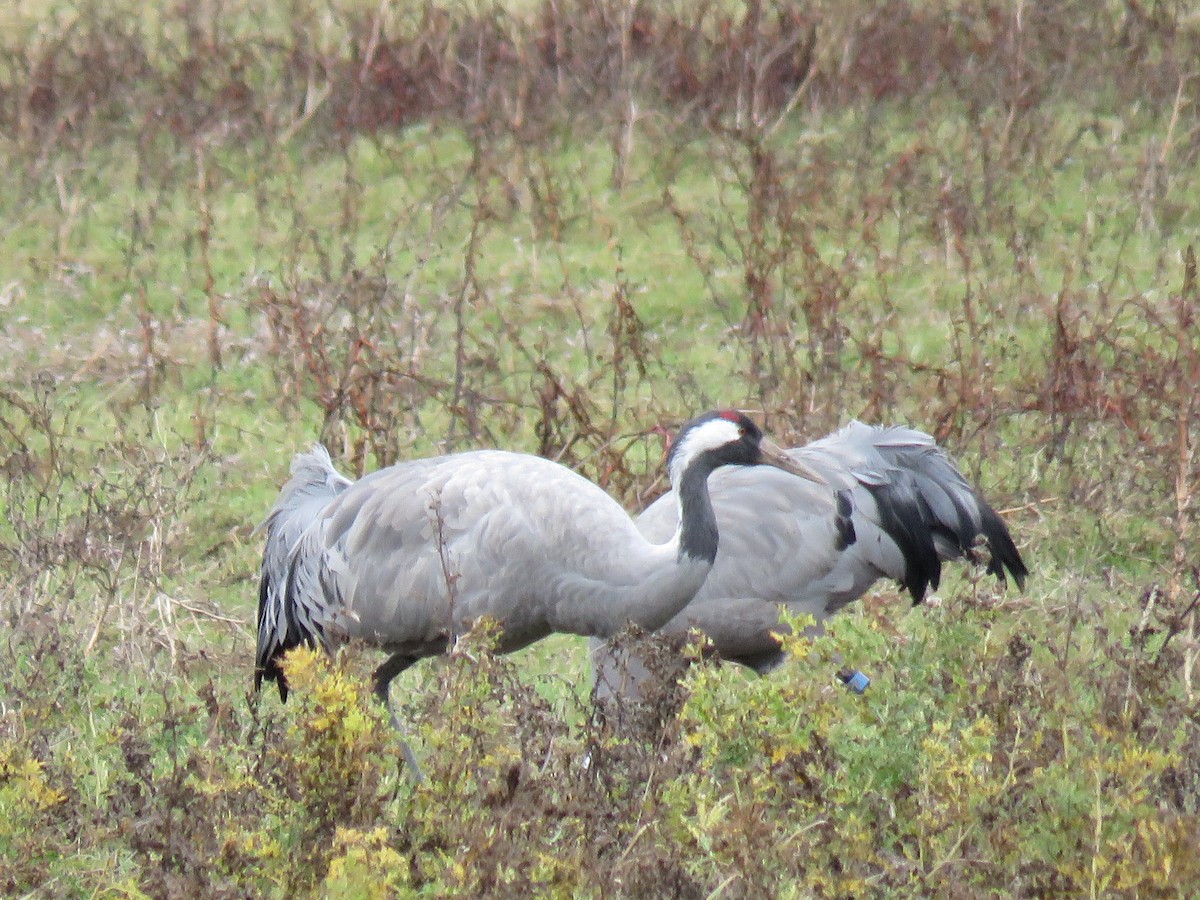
[591,421,1028,701]
[254,410,826,775]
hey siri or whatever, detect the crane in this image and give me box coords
[254,410,827,774]
[590,421,1028,701]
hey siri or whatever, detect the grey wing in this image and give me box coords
[256,454,484,697]
[282,450,659,658]
[255,445,354,697]
[288,455,478,655]
[794,421,1027,606]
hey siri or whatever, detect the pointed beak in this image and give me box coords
[758,437,827,485]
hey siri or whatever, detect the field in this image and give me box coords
[2,0,1199,895]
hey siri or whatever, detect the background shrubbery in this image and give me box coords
[2,0,1199,895]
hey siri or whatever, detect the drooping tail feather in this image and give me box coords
[979,502,1029,589]
[866,476,945,603]
[254,445,353,699]
[855,426,1027,603]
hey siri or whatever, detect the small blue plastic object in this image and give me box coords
[838,669,870,694]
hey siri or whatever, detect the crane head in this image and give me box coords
[667,410,827,486]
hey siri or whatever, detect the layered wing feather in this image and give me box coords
[255,445,353,698]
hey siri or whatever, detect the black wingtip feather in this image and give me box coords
[253,659,290,702]
[867,480,942,605]
[254,549,303,704]
[980,503,1029,590]
[834,490,857,551]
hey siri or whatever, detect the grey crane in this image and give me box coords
[254,410,827,772]
[591,421,1027,701]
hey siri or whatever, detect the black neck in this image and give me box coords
[677,455,720,563]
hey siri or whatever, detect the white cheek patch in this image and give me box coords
[668,419,743,484]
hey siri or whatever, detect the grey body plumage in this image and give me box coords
[254,411,825,773]
[591,421,1027,699]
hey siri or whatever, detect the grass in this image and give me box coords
[2,0,1200,895]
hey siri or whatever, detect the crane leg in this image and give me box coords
[372,652,426,784]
